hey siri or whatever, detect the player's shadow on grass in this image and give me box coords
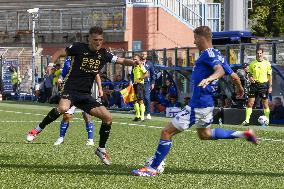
[0,163,136,176]
[0,141,48,145]
[0,155,20,161]
[166,167,284,177]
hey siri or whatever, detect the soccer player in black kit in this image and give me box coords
[26,26,138,165]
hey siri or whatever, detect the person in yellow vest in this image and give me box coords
[242,48,272,126]
[131,54,149,122]
[52,63,62,95]
[10,66,21,93]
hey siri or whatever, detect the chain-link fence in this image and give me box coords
[1,42,284,101]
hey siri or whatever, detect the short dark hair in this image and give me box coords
[242,63,249,68]
[193,26,212,39]
[133,54,142,60]
[89,26,103,35]
[256,48,264,53]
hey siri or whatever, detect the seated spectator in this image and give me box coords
[270,97,284,120]
[151,85,168,113]
[109,74,128,108]
[182,96,190,108]
[166,94,181,108]
[100,72,112,107]
[165,79,178,98]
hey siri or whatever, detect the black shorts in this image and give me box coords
[248,82,269,99]
[61,91,102,114]
[133,83,144,101]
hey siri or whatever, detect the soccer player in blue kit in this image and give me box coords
[132,26,258,177]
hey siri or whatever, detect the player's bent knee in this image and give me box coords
[63,113,71,121]
[57,106,70,114]
[101,113,112,124]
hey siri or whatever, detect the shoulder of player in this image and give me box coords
[69,42,86,48]
[140,64,146,69]
[98,48,115,56]
[263,59,271,65]
[249,60,258,66]
[203,48,217,58]
[145,60,153,65]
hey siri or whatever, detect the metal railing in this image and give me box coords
[1,42,283,96]
[0,1,220,34]
[111,41,284,100]
[126,0,221,31]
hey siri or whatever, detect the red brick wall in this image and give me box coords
[43,6,195,55]
[126,6,195,50]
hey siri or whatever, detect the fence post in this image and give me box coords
[240,44,244,65]
[225,45,230,64]
[186,47,190,67]
[256,43,260,50]
[0,55,2,85]
[122,51,126,80]
[174,47,178,66]
[272,42,277,64]
[163,48,167,66]
[151,49,156,63]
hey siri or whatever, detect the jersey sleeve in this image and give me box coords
[222,61,233,76]
[141,65,147,74]
[266,61,272,75]
[65,42,81,56]
[203,50,221,69]
[147,61,156,84]
[105,50,118,64]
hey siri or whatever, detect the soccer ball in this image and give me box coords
[258,115,269,126]
[144,156,166,174]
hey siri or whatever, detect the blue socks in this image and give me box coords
[59,121,69,137]
[85,122,94,140]
[211,128,244,139]
[60,121,94,140]
[150,139,172,168]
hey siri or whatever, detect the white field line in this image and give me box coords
[0,109,284,143]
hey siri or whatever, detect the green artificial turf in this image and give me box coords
[0,101,284,188]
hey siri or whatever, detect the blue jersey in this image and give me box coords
[190,48,232,108]
[143,60,156,84]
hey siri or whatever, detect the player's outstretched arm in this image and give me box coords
[116,57,138,66]
[198,64,225,88]
[51,48,66,63]
[231,72,244,98]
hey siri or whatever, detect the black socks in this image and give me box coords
[39,108,61,129]
[99,122,112,148]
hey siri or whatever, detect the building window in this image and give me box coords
[133,41,142,51]
[248,0,253,10]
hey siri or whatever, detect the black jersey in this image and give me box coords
[63,42,116,93]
